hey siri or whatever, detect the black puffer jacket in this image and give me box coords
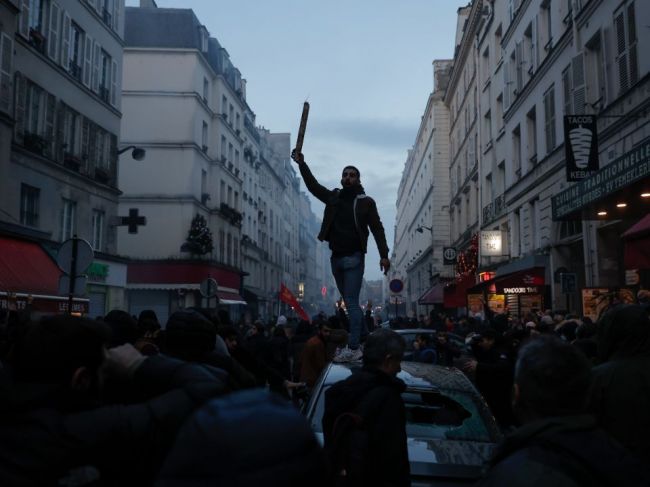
[322,367,409,487]
[0,356,229,486]
[157,389,328,487]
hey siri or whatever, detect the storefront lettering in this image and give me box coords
[552,139,650,219]
[503,287,540,294]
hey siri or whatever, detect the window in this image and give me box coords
[47,1,60,62]
[524,20,537,76]
[614,2,638,95]
[62,105,80,158]
[20,184,40,227]
[227,233,232,264]
[220,180,225,203]
[99,49,111,102]
[0,33,13,113]
[229,104,234,126]
[28,0,48,33]
[203,77,209,103]
[585,31,606,109]
[221,95,227,115]
[496,93,504,132]
[526,106,537,165]
[512,125,521,180]
[543,85,556,153]
[92,209,104,251]
[61,198,76,241]
[68,23,85,79]
[540,0,552,53]
[511,208,521,257]
[529,199,540,250]
[201,121,208,151]
[219,230,225,261]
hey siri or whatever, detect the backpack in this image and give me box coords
[328,410,370,487]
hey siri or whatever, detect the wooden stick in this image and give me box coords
[295,101,310,153]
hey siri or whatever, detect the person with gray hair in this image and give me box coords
[322,329,409,487]
[477,336,650,486]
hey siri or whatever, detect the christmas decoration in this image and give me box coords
[456,233,478,280]
[182,214,214,255]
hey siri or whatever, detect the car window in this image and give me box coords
[403,390,494,442]
[309,385,496,443]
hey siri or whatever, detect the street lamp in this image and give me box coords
[416,225,433,233]
[117,145,146,161]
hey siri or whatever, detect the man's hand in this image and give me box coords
[290,149,304,164]
[380,258,391,275]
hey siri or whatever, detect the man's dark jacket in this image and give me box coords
[322,367,410,487]
[476,415,650,487]
[297,161,389,259]
[0,355,228,486]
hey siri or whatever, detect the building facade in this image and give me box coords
[0,0,127,317]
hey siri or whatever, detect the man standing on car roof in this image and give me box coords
[291,149,390,363]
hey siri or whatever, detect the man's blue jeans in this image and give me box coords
[331,252,365,350]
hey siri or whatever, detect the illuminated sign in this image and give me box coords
[481,231,503,256]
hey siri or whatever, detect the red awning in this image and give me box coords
[128,261,242,290]
[418,282,445,305]
[0,236,62,295]
[0,236,89,314]
[443,274,475,308]
[624,215,650,269]
[494,267,545,294]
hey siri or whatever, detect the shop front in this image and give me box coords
[467,267,548,319]
[0,235,88,316]
[86,258,128,318]
[127,260,246,326]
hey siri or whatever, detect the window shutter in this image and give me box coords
[88,122,97,167]
[83,34,93,88]
[571,54,585,115]
[56,103,66,161]
[113,0,120,31]
[81,117,90,170]
[503,58,511,109]
[0,34,13,113]
[515,42,522,92]
[110,58,117,106]
[615,12,628,93]
[14,74,26,143]
[61,12,71,70]
[92,41,100,93]
[531,17,538,71]
[44,94,56,157]
[19,0,29,38]
[47,2,61,62]
[627,3,638,85]
[95,0,102,13]
[562,67,571,114]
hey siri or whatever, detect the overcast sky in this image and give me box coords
[126,0,465,280]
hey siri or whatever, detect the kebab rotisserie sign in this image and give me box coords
[564,115,599,182]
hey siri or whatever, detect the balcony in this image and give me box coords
[23,132,49,157]
[69,61,83,82]
[28,28,46,54]
[220,202,243,225]
[482,193,506,226]
[63,152,82,172]
[99,86,110,104]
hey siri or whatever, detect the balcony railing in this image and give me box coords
[482,193,506,226]
[69,61,83,81]
[99,86,110,103]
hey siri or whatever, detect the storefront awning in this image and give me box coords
[443,274,475,308]
[623,214,650,269]
[418,282,445,305]
[0,236,89,314]
[493,267,545,294]
[217,291,247,305]
[0,236,62,295]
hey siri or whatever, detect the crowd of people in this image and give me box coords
[0,291,649,486]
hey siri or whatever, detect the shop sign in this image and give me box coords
[502,286,541,294]
[564,115,599,182]
[487,294,505,313]
[480,231,503,256]
[467,294,483,315]
[581,288,636,322]
[87,263,109,283]
[552,137,650,219]
[443,247,457,265]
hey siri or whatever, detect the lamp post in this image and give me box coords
[117,145,146,161]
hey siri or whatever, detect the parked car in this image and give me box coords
[304,361,502,486]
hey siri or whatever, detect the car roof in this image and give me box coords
[323,361,479,395]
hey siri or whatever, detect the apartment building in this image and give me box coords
[394,60,452,316]
[0,0,128,317]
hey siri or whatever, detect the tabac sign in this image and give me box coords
[552,137,650,220]
[564,115,599,181]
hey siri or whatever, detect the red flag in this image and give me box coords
[279,283,310,322]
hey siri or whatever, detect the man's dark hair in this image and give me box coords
[515,336,592,418]
[597,304,650,362]
[165,310,216,358]
[104,309,139,347]
[342,165,360,178]
[362,329,405,368]
[12,315,108,384]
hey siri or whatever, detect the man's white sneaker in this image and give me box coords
[333,346,363,363]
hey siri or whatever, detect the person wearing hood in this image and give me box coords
[589,305,650,463]
[322,329,409,487]
[291,149,390,363]
[477,336,650,487]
